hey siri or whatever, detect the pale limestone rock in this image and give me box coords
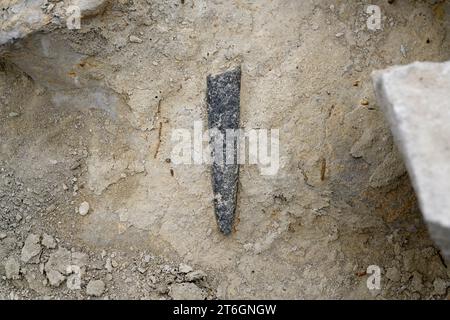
[86,279,105,297]
[179,263,193,274]
[41,233,56,249]
[373,61,450,260]
[21,234,41,263]
[4,256,20,279]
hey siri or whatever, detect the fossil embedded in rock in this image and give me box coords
[207,67,241,235]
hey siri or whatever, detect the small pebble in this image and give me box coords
[86,280,105,297]
[129,35,143,43]
[5,256,20,279]
[179,263,193,274]
[360,98,369,106]
[42,233,57,249]
[78,202,90,216]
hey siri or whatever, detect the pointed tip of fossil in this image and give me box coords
[218,224,233,235]
[216,210,236,235]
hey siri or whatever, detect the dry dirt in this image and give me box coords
[1,0,450,299]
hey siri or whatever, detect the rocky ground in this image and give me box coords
[0,159,215,300]
[1,0,450,299]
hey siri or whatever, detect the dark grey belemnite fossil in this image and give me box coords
[207,67,241,235]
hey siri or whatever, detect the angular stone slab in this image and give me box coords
[0,0,108,47]
[207,67,241,235]
[372,61,450,260]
